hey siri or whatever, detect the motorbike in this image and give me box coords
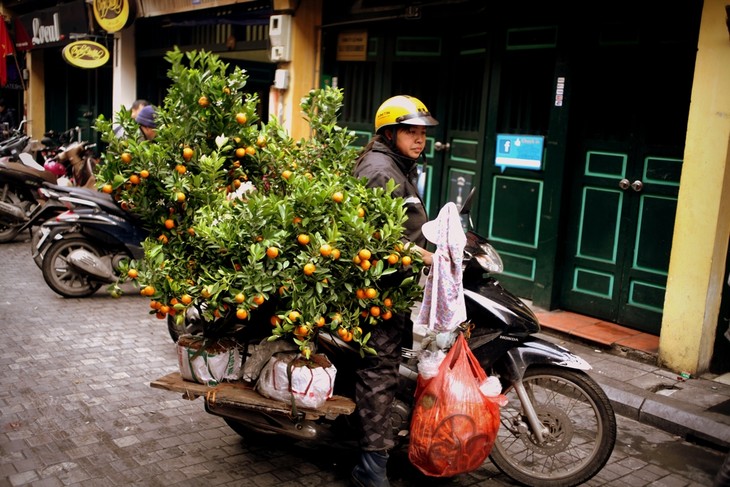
[151,189,618,487]
[34,185,148,298]
[0,119,31,164]
[0,138,98,243]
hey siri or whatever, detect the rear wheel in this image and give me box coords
[223,418,279,445]
[489,366,617,487]
[0,186,26,242]
[41,237,104,297]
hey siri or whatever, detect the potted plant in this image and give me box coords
[94,47,424,362]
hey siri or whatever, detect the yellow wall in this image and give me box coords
[26,50,45,139]
[659,0,730,373]
[274,0,322,140]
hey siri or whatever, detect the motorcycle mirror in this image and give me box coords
[460,187,477,215]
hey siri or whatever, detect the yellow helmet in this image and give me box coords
[374,95,439,133]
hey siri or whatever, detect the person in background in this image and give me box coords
[113,99,149,138]
[135,105,157,141]
[0,98,17,138]
[350,95,437,487]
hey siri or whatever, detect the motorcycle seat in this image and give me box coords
[43,183,130,218]
[0,161,57,184]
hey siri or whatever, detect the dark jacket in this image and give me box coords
[353,137,429,248]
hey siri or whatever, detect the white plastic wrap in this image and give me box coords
[176,335,243,386]
[255,352,336,409]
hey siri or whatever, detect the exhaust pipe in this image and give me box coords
[66,249,117,282]
[0,199,27,222]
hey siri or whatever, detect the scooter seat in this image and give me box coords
[43,183,130,218]
[0,161,57,184]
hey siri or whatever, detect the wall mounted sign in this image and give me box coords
[15,0,88,51]
[495,134,545,171]
[337,31,368,61]
[93,0,136,33]
[62,40,110,69]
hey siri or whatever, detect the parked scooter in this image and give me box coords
[0,120,31,164]
[34,186,148,298]
[153,189,618,487]
[0,139,98,243]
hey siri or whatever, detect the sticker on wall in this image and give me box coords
[62,40,110,69]
[495,134,544,172]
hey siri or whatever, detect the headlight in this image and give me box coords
[475,242,503,273]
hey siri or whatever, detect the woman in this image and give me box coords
[350,95,437,487]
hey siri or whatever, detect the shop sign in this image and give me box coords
[495,134,545,171]
[337,31,368,61]
[62,40,110,69]
[93,0,136,33]
[15,0,89,51]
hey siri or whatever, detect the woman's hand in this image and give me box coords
[411,244,433,266]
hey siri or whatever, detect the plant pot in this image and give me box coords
[176,334,243,386]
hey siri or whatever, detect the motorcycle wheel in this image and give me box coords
[41,237,104,298]
[223,419,280,446]
[0,186,24,243]
[167,312,204,342]
[489,366,617,487]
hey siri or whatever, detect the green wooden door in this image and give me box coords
[557,12,697,333]
[559,142,681,333]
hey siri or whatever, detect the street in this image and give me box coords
[0,236,726,486]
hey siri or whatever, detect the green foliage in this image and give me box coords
[94,47,423,357]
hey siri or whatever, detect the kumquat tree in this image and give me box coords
[94,47,424,358]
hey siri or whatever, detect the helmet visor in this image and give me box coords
[396,111,439,126]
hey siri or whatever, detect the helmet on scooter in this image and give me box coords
[44,159,66,177]
[374,95,439,134]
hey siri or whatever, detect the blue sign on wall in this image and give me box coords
[495,134,544,171]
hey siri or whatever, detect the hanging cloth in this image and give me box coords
[415,202,467,332]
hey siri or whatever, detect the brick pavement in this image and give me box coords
[0,238,520,487]
[0,237,724,486]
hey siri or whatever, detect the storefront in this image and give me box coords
[318,0,730,374]
[2,0,728,375]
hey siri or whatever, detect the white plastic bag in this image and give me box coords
[256,352,336,409]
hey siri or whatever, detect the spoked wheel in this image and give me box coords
[41,237,104,298]
[489,366,617,487]
[0,187,26,243]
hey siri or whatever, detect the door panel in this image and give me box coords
[490,176,543,282]
[560,145,680,333]
[558,4,698,333]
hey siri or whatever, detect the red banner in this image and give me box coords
[0,20,13,87]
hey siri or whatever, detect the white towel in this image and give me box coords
[415,202,467,332]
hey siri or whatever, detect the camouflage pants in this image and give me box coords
[355,311,407,451]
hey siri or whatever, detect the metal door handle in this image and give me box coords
[619,179,630,190]
[434,141,450,152]
[631,180,643,192]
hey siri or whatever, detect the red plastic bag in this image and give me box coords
[408,333,500,477]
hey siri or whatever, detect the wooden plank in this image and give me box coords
[150,372,355,416]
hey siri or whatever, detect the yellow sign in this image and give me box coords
[62,40,110,69]
[337,31,368,62]
[93,0,132,33]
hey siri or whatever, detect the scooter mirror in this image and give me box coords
[460,187,477,215]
